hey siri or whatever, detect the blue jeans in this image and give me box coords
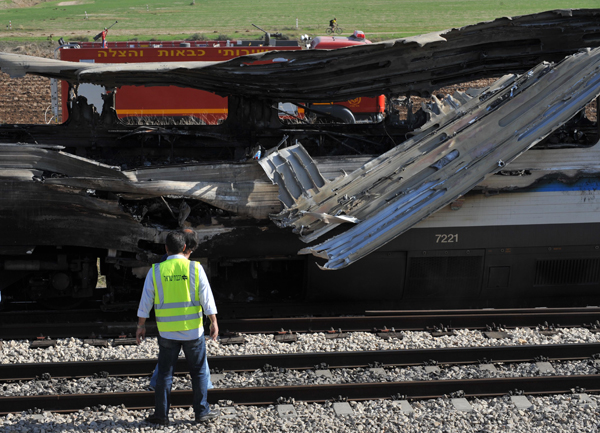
[150,355,213,389]
[154,336,210,420]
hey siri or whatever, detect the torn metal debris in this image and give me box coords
[261,48,600,269]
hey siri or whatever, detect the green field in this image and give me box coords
[0,0,597,42]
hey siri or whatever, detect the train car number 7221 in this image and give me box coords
[435,234,458,243]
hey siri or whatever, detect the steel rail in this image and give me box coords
[363,307,600,316]
[1,307,600,340]
[1,374,599,414]
[1,343,599,381]
[218,309,600,333]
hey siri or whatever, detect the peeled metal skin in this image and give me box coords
[263,48,600,269]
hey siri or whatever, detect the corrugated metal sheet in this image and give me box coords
[258,145,328,209]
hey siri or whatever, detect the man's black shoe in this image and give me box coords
[145,416,169,426]
[196,411,218,422]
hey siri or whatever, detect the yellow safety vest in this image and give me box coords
[152,258,203,333]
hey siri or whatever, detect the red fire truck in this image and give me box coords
[59,40,300,124]
[309,30,386,122]
[59,31,384,124]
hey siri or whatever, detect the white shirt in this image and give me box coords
[137,254,217,341]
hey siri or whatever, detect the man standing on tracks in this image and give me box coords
[136,230,219,425]
[148,228,214,391]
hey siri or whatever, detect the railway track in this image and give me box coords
[1,373,598,414]
[1,342,599,414]
[3,308,599,418]
[1,342,599,381]
[1,306,599,340]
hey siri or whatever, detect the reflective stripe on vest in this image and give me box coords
[152,259,203,333]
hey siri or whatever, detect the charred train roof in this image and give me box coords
[1,9,600,101]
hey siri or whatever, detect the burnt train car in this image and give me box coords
[1,9,600,315]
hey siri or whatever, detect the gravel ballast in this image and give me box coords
[1,359,597,397]
[2,327,600,365]
[2,327,599,431]
[0,395,598,432]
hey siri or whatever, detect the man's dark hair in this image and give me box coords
[182,229,199,253]
[165,231,186,255]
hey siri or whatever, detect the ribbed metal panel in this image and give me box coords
[534,258,600,286]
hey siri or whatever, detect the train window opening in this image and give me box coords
[296,96,387,125]
[111,88,228,126]
[57,41,303,126]
[62,86,229,126]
